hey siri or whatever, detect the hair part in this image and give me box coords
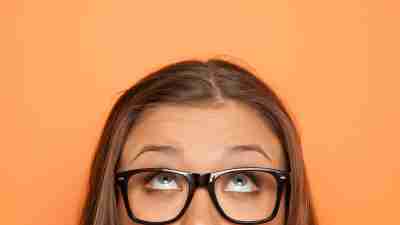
[79,58,318,225]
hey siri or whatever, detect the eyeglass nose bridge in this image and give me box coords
[191,173,212,188]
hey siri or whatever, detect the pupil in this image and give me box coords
[159,175,170,184]
[234,175,246,186]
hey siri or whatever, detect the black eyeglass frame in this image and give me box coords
[115,167,290,225]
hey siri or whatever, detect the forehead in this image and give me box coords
[120,100,286,170]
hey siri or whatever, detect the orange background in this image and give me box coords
[3,1,400,225]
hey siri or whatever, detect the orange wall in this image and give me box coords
[4,1,400,225]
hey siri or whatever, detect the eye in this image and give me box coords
[224,173,259,193]
[145,172,181,191]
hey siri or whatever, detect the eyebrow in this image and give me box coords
[129,144,272,164]
[227,144,272,161]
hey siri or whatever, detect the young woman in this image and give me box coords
[79,58,318,225]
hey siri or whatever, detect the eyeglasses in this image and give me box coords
[115,167,290,225]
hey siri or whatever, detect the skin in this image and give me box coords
[117,100,288,225]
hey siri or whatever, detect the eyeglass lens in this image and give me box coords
[215,171,277,221]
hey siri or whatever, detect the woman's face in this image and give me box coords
[117,100,288,225]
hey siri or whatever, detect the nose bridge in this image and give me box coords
[177,173,220,225]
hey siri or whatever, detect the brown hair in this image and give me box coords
[79,58,318,225]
